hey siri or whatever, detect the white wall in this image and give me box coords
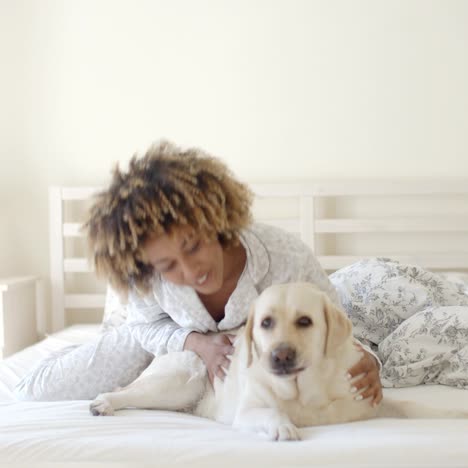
[1,0,468,291]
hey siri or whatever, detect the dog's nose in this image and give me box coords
[270,344,296,372]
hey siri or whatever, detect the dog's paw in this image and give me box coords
[268,423,301,441]
[89,397,114,416]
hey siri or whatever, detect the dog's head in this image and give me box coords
[244,282,352,377]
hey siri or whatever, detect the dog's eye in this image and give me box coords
[296,316,313,328]
[261,317,274,329]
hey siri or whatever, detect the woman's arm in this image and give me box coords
[125,289,197,355]
[297,245,342,308]
[347,343,383,405]
[126,289,234,385]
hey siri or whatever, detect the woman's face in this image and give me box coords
[142,226,225,295]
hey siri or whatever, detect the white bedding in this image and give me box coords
[1,324,468,465]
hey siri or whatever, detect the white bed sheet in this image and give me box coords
[1,318,468,465]
[1,398,468,466]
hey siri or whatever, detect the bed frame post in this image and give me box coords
[49,187,65,332]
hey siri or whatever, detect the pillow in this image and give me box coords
[329,257,468,346]
[378,305,468,389]
[438,271,468,294]
[100,285,129,333]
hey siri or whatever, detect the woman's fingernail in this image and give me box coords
[355,395,363,401]
[350,386,357,393]
[346,373,352,380]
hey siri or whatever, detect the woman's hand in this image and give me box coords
[347,344,383,406]
[184,332,235,386]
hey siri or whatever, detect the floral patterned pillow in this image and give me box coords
[439,271,468,294]
[378,305,468,388]
[329,258,468,388]
[329,258,468,346]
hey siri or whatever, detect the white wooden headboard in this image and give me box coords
[49,179,468,332]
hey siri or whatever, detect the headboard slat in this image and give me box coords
[49,187,66,332]
[319,254,468,271]
[63,259,92,273]
[64,294,105,309]
[316,217,468,233]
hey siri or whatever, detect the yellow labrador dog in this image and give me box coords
[90,282,468,440]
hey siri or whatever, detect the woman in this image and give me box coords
[15,140,382,403]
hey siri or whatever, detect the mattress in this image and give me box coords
[1,303,468,465]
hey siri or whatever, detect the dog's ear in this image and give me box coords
[323,296,352,358]
[244,302,256,367]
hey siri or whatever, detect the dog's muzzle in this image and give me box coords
[270,343,298,375]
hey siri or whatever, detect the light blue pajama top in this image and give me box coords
[124,223,342,356]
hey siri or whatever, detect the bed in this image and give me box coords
[1,179,468,466]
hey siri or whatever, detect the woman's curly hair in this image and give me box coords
[84,140,253,296]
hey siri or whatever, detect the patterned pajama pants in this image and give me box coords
[14,325,154,401]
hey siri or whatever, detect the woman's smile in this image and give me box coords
[196,272,209,286]
[142,227,226,295]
